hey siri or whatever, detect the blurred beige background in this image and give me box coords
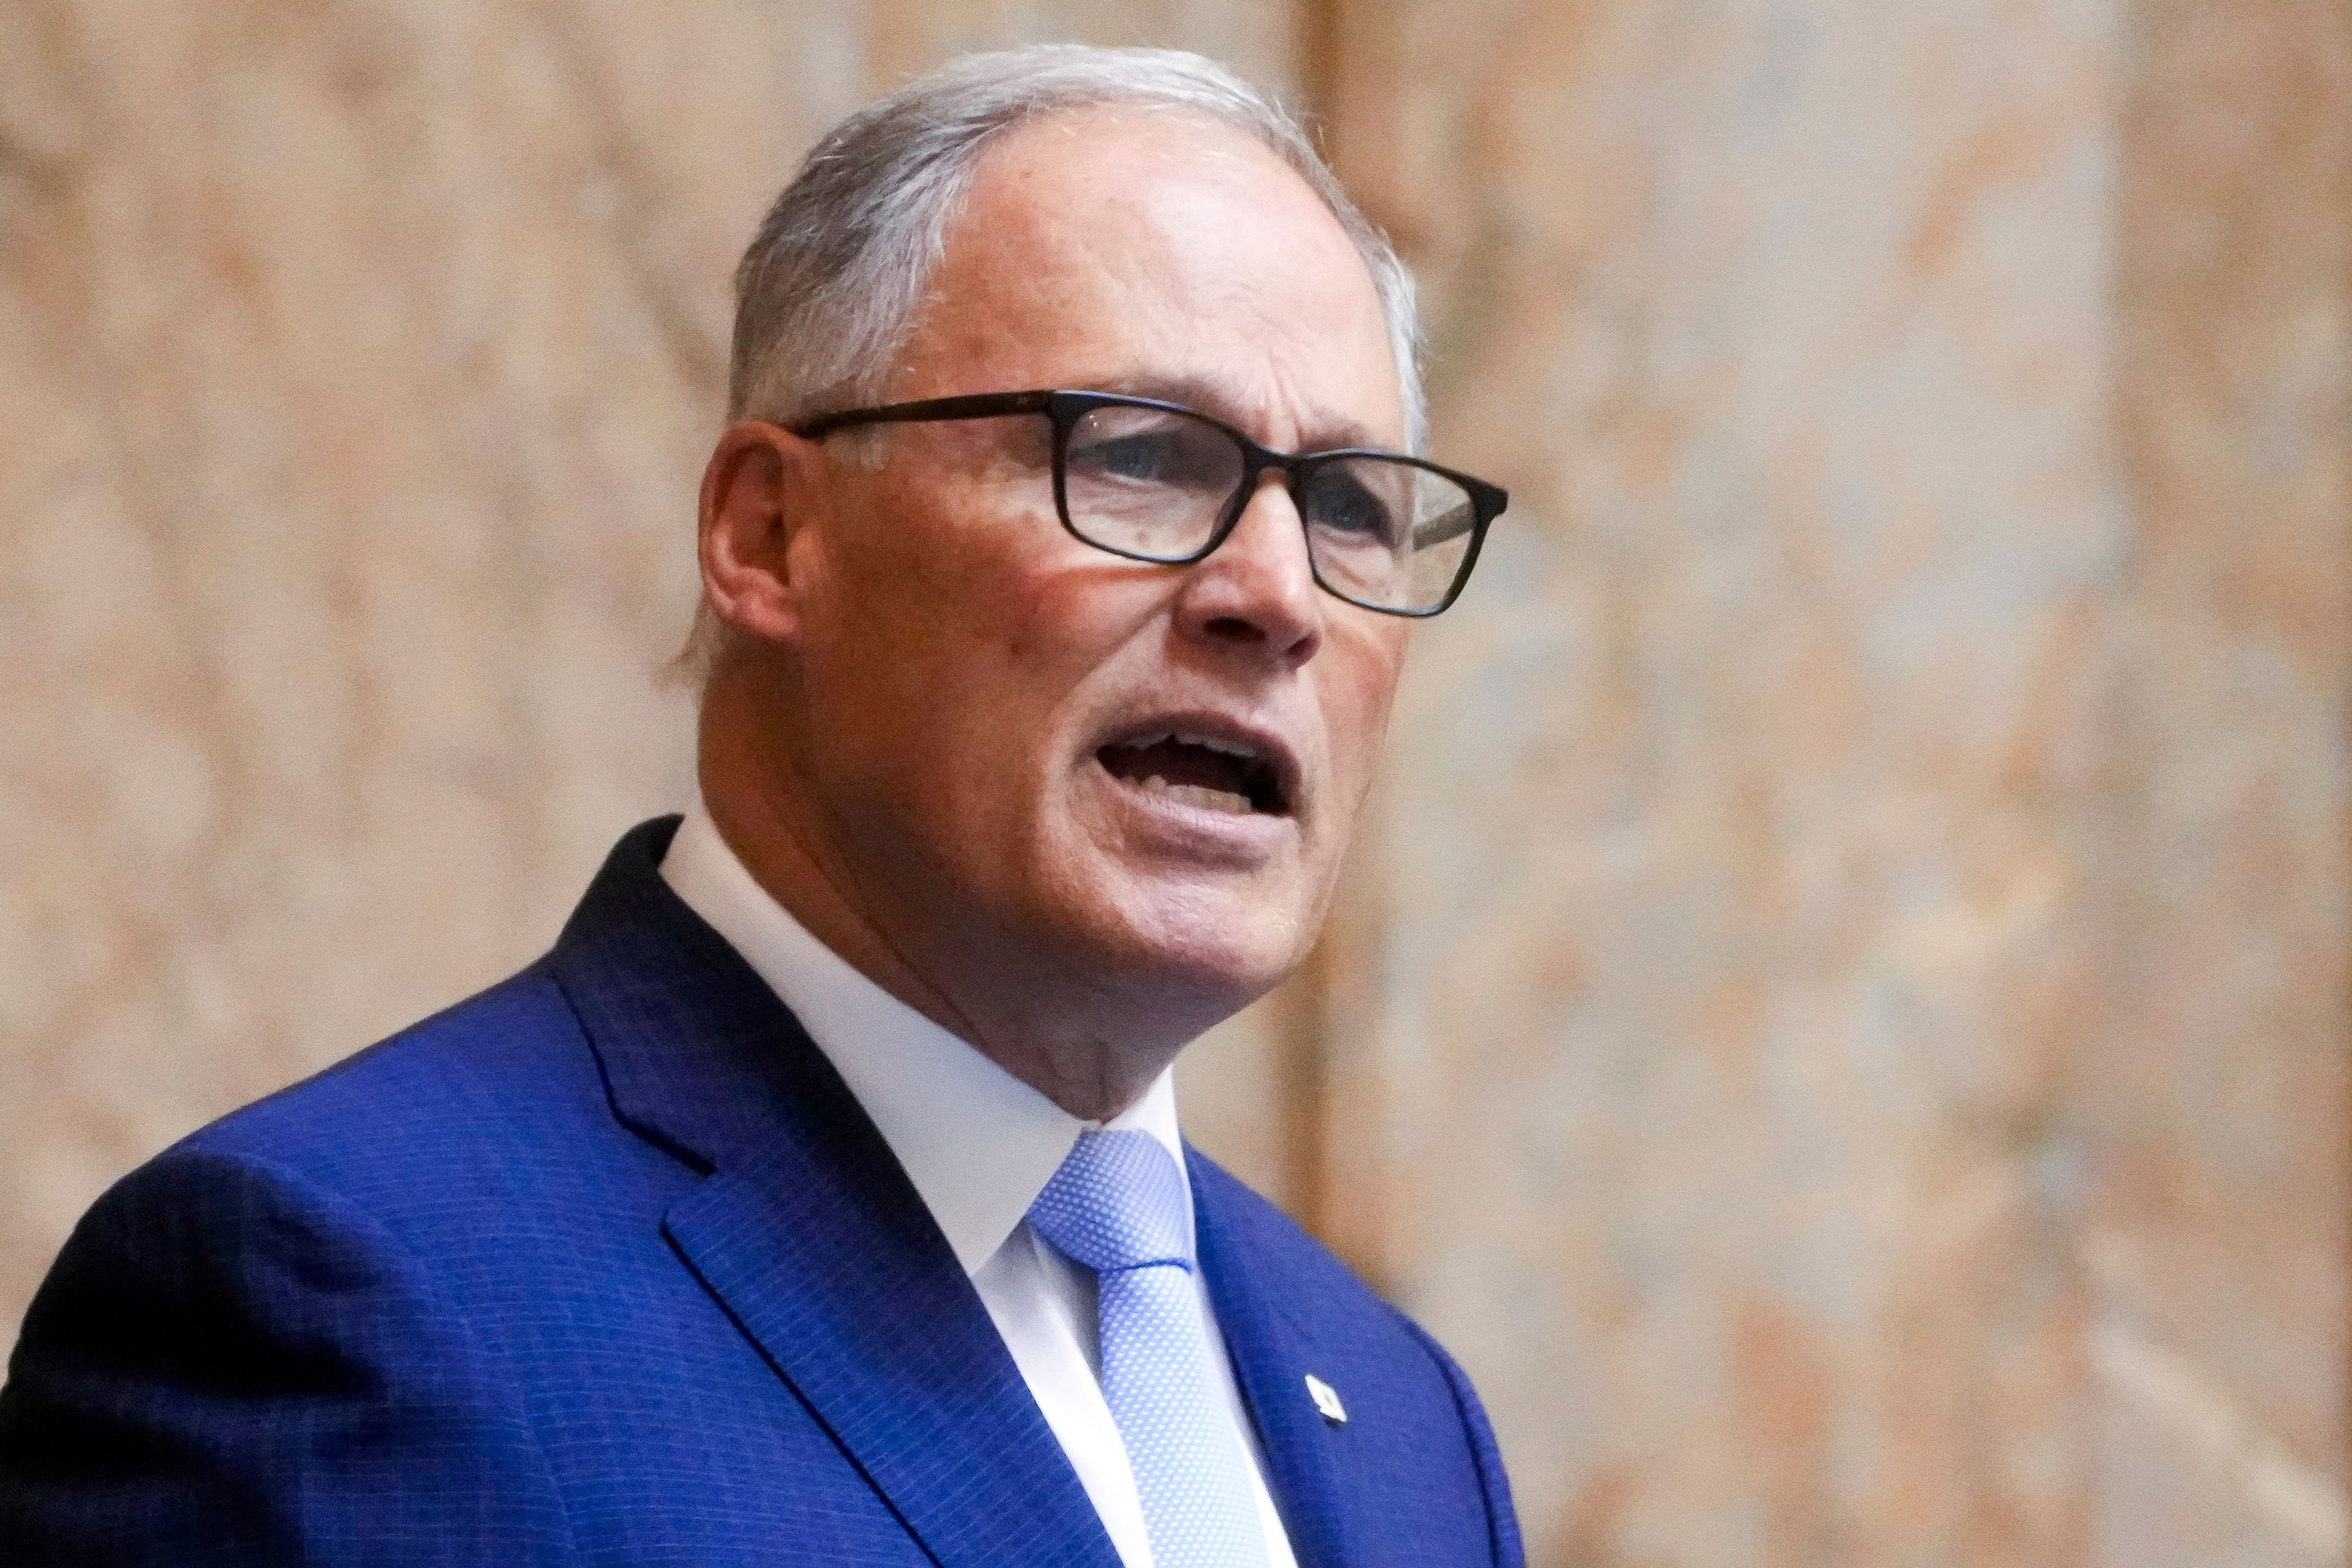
[4,1,2347,1564]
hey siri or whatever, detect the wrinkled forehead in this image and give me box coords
[886,107,1406,451]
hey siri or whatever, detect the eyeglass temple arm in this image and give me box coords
[1405,477,1506,550]
[1412,511,1478,549]
[788,389,1058,438]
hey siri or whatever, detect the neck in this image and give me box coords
[694,663,1198,1122]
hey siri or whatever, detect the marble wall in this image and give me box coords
[3,2,2345,1565]
[1308,1,2350,1563]
[2088,1,2349,1559]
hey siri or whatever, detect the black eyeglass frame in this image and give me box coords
[788,388,1507,617]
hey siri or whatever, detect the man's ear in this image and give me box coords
[698,420,828,646]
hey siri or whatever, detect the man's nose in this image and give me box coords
[1170,475,1324,668]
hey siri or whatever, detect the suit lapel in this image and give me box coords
[1191,1150,1362,1568]
[547,820,1115,1568]
[665,1136,1115,1568]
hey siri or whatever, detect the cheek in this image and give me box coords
[814,481,1140,807]
[1306,628,1408,831]
[1325,623,1408,758]
[818,481,1024,689]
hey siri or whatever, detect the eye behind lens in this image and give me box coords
[1067,407,1243,492]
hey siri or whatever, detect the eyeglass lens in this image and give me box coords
[1060,403,1478,612]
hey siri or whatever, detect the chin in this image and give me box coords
[1082,871,1315,1017]
[1016,776,1333,1028]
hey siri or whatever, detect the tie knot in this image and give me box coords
[1027,1129,1192,1275]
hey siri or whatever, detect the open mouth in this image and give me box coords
[1096,729,1291,817]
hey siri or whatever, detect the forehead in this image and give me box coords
[888,107,1405,450]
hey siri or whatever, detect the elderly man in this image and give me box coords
[0,45,1516,1568]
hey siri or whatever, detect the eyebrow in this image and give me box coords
[1087,372,1393,453]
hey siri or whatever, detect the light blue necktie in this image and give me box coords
[1027,1130,1271,1568]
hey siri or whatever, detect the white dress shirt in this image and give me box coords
[660,802,1298,1568]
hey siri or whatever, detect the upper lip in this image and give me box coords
[1090,709,1305,817]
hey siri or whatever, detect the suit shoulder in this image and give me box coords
[172,965,613,1205]
[1193,1160,1503,1435]
[1186,1150,1421,1340]
[1188,1150,1524,1562]
[4,1114,582,1565]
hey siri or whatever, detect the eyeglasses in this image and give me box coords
[789,389,1506,617]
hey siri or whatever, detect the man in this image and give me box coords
[0,45,1517,1567]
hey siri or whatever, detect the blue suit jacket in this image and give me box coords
[0,819,1520,1566]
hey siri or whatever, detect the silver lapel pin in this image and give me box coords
[1303,1373,1347,1426]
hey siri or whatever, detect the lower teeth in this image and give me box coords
[1137,774,1254,815]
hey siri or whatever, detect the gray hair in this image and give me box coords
[726,43,1425,447]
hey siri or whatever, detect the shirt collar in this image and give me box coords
[658,801,1189,1276]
